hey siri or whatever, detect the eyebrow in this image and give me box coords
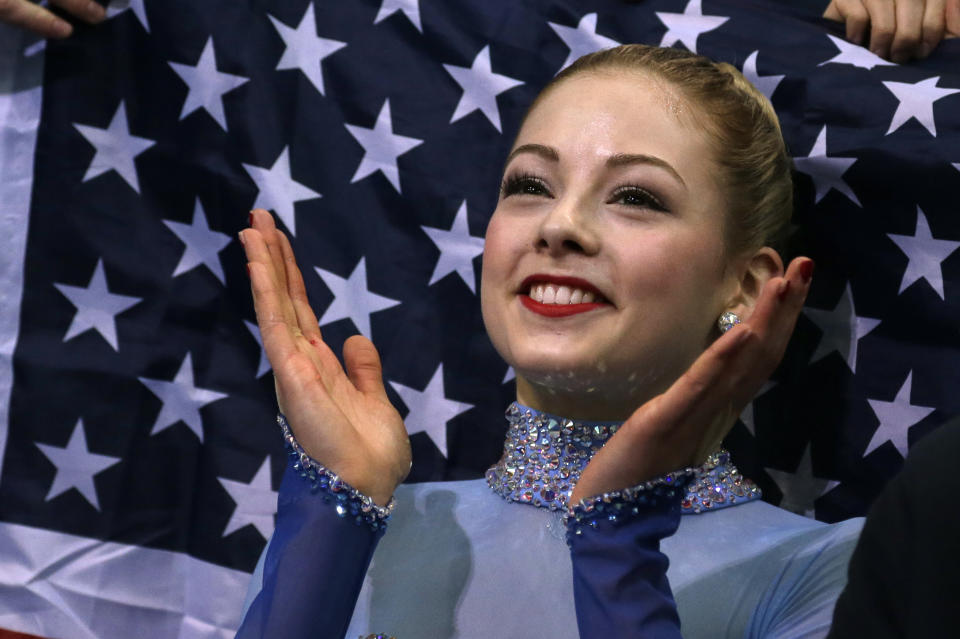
[503,144,686,189]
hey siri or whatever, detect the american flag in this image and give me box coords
[0,0,957,636]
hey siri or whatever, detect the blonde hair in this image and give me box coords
[529,44,793,256]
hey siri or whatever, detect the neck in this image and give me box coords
[515,375,658,422]
[486,401,762,514]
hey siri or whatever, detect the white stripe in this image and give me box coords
[0,521,249,638]
[0,26,43,481]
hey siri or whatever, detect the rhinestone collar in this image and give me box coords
[485,402,761,514]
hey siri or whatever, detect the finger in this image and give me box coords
[242,227,295,336]
[891,0,926,61]
[823,0,843,20]
[343,335,389,400]
[251,209,290,293]
[919,0,946,56]
[830,0,871,45]
[276,230,323,343]
[49,0,105,24]
[864,0,897,58]
[732,258,813,401]
[250,209,298,328]
[653,325,755,428]
[946,0,960,36]
[0,0,73,37]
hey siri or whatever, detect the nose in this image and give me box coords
[535,192,601,256]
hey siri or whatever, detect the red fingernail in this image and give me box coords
[248,211,254,227]
[800,260,814,284]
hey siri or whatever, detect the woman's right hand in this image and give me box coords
[240,209,411,506]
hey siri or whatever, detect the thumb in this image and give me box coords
[343,335,388,398]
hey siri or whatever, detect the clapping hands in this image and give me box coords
[240,210,411,506]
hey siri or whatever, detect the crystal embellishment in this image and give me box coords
[485,402,761,514]
[278,414,395,532]
[564,469,696,544]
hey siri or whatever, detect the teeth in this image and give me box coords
[527,283,602,305]
[542,285,556,304]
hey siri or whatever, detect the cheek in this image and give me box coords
[479,212,514,338]
[616,230,725,313]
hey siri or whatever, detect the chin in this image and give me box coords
[512,352,621,394]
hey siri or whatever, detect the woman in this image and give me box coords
[235,45,862,639]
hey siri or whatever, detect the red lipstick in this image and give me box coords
[520,295,607,317]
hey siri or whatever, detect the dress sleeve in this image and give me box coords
[234,415,393,639]
[565,471,693,639]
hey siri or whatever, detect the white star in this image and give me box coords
[804,282,880,373]
[73,101,156,194]
[421,200,485,293]
[168,37,249,131]
[765,443,838,518]
[389,364,473,458]
[345,99,423,193]
[106,0,149,32]
[54,259,142,351]
[741,50,784,101]
[35,419,121,511]
[887,206,960,300]
[314,257,401,337]
[818,34,896,69]
[268,3,346,96]
[656,0,728,53]
[443,45,523,133]
[864,371,935,458]
[374,0,422,33]
[548,13,620,72]
[738,380,776,435]
[244,320,271,378]
[242,146,322,236]
[163,198,232,284]
[793,125,860,206]
[139,353,228,442]
[218,457,278,540]
[882,76,960,137]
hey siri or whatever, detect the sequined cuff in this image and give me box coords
[564,468,695,544]
[278,414,395,532]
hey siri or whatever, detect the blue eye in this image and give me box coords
[610,186,668,212]
[501,173,551,198]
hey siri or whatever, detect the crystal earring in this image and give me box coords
[717,311,741,333]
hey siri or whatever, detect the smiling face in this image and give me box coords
[480,70,742,420]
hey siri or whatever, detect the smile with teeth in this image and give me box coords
[528,283,605,305]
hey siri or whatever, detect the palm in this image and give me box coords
[242,210,411,506]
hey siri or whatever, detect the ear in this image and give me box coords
[723,247,784,318]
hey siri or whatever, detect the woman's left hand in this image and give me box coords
[570,257,814,504]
